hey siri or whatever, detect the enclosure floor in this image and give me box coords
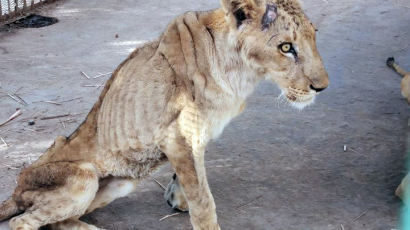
[0,0,409,229]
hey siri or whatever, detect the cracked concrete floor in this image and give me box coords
[0,0,409,229]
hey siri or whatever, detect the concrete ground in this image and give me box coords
[0,0,409,229]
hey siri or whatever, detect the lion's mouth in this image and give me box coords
[283,87,316,109]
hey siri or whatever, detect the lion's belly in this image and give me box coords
[92,146,167,178]
[94,83,169,177]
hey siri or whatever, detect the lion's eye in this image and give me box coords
[279,43,293,53]
[278,42,298,58]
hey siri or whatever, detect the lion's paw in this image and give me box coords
[164,174,188,212]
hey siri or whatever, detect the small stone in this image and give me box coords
[28,120,35,126]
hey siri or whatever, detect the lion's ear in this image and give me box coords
[221,0,258,28]
[261,3,278,30]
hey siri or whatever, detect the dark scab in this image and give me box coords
[261,4,278,30]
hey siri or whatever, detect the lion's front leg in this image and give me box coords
[165,143,220,230]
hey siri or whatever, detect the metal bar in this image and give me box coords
[1,0,59,23]
[8,0,11,16]
[13,0,19,18]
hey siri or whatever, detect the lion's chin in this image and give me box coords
[288,97,315,110]
[281,90,316,110]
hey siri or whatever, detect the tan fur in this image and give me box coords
[396,173,409,202]
[0,0,329,229]
[387,57,410,104]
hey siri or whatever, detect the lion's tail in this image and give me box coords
[0,196,20,222]
[387,57,408,77]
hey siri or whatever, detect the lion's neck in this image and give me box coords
[216,43,259,100]
[203,9,262,102]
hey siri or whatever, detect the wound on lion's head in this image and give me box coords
[261,4,278,30]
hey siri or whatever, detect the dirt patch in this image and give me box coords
[0,14,58,32]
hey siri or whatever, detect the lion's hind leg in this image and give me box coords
[85,177,139,214]
[9,162,99,230]
[47,177,139,230]
[48,218,105,230]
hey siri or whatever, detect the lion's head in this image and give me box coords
[221,0,329,109]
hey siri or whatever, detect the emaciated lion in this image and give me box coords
[0,0,329,229]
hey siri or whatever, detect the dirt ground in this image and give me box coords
[0,0,409,229]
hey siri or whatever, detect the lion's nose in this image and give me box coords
[309,84,326,92]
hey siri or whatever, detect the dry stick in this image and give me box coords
[97,83,105,89]
[82,84,104,88]
[0,163,19,170]
[80,71,90,79]
[152,178,166,191]
[0,136,9,147]
[13,86,23,94]
[40,114,70,120]
[6,93,21,104]
[340,224,345,230]
[7,93,26,106]
[2,164,19,170]
[12,93,27,105]
[18,110,47,122]
[60,118,77,123]
[33,97,81,105]
[235,195,263,210]
[14,95,28,105]
[60,119,66,129]
[93,72,112,79]
[159,212,182,221]
[353,209,369,222]
[41,100,62,105]
[58,97,82,103]
[23,128,38,132]
[0,109,22,127]
[349,147,361,155]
